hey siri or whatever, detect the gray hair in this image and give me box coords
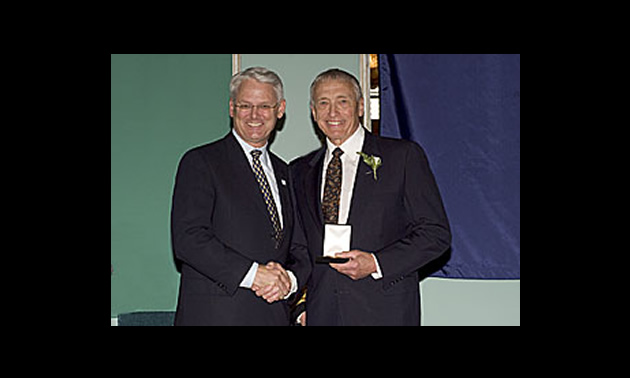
[230,66,284,102]
[310,68,362,106]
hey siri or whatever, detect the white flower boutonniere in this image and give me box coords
[357,152,383,181]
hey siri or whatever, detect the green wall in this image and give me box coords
[111,54,231,317]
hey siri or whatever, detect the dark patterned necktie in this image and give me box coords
[322,147,344,224]
[251,150,283,248]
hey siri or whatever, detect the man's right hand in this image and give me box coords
[252,262,290,303]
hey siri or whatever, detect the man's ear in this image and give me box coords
[277,99,287,119]
[358,97,365,118]
[229,99,235,118]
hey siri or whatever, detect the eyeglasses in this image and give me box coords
[234,103,279,114]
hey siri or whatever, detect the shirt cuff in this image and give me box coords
[239,262,259,288]
[371,254,383,280]
[284,270,298,299]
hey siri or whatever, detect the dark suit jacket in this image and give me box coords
[171,132,310,326]
[290,129,451,326]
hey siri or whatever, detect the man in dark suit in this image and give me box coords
[171,67,310,326]
[290,69,451,326]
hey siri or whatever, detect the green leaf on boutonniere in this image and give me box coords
[357,151,383,180]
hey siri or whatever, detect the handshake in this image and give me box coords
[251,261,293,303]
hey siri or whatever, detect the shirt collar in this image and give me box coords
[232,129,270,164]
[325,125,365,159]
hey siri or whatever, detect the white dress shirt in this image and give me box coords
[321,126,364,225]
[320,126,383,280]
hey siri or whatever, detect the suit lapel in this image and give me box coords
[305,147,326,229]
[223,133,272,226]
[347,131,381,225]
[270,153,292,247]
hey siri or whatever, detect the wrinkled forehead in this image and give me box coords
[313,79,357,99]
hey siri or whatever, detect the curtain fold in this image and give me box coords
[380,54,520,279]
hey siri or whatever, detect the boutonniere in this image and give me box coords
[357,152,383,181]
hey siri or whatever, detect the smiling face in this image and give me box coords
[229,79,286,148]
[311,79,364,146]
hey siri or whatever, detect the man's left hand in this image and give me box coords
[330,250,376,280]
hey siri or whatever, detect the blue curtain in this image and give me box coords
[379,54,520,279]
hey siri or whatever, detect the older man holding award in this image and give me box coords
[290,69,452,325]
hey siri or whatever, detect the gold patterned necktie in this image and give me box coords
[322,147,344,224]
[251,150,283,248]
